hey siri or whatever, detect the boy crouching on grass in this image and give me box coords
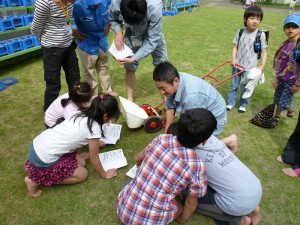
[116,108,217,224]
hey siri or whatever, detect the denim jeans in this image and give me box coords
[227,67,249,108]
[42,41,80,111]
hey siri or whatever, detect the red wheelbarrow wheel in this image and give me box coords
[144,116,163,133]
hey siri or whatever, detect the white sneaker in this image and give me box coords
[226,105,234,111]
[238,106,246,113]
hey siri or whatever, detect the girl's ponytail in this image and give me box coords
[61,82,93,108]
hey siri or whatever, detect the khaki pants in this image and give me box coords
[77,48,112,96]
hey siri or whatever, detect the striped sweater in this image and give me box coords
[31,0,74,48]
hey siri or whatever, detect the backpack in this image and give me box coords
[238,28,269,59]
[293,37,300,63]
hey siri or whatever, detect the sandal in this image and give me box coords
[286,109,295,118]
[273,117,280,125]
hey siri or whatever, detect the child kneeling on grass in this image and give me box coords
[116,108,215,224]
[24,95,120,197]
[168,124,262,225]
[45,81,93,128]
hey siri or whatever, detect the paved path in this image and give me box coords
[200,0,300,13]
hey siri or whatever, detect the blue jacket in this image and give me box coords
[73,0,111,55]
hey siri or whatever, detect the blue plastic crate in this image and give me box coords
[0,18,15,31]
[4,0,11,6]
[12,15,25,27]
[0,0,11,7]
[0,0,6,7]
[0,42,10,56]
[21,14,33,26]
[5,38,23,53]
[19,35,34,49]
[10,0,22,6]
[30,34,40,46]
[21,0,32,6]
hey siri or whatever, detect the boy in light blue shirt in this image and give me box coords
[153,62,227,136]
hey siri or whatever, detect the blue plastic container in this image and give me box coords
[21,14,33,26]
[0,41,10,56]
[10,0,22,6]
[5,38,23,53]
[21,0,32,6]
[12,15,25,27]
[4,0,12,6]
[30,34,40,46]
[19,35,34,49]
[0,18,15,31]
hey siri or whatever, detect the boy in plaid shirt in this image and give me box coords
[117,109,216,224]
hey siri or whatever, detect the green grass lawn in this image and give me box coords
[0,5,299,225]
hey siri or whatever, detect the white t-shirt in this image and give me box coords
[233,28,267,71]
[34,116,102,163]
[45,93,80,127]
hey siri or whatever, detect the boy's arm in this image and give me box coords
[259,48,267,72]
[164,108,175,133]
[231,44,238,66]
[175,194,198,224]
[134,150,145,167]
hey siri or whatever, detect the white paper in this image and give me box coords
[126,165,138,179]
[99,149,128,171]
[101,123,122,144]
[109,40,134,60]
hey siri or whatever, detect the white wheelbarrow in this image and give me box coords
[119,96,165,133]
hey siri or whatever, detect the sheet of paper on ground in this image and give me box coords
[126,165,138,179]
[101,123,122,144]
[99,149,128,171]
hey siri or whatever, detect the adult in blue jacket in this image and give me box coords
[73,0,118,97]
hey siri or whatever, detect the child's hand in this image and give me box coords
[105,168,117,179]
[230,59,236,67]
[272,78,278,88]
[291,85,300,93]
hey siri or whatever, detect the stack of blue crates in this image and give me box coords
[163,0,198,16]
[0,14,33,31]
[0,34,40,57]
[2,0,33,7]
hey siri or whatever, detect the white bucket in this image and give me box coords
[119,96,149,128]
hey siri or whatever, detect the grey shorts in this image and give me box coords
[196,189,242,225]
[124,29,168,72]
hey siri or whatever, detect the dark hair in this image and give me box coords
[176,108,217,148]
[73,95,120,137]
[153,61,179,84]
[61,82,93,108]
[244,6,263,27]
[166,122,178,135]
[120,0,147,25]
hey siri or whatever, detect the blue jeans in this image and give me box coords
[227,67,249,108]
